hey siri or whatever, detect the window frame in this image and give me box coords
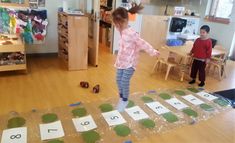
[205,0,233,24]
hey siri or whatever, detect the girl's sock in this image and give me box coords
[116,100,129,112]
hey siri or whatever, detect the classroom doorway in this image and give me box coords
[80,0,115,67]
[99,0,113,54]
[82,0,100,67]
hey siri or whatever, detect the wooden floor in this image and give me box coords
[0,45,235,142]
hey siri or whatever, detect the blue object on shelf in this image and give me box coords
[166,39,184,46]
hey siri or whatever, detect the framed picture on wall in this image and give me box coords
[38,0,45,7]
[29,0,45,8]
[29,0,38,9]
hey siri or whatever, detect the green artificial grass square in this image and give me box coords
[182,108,198,118]
[72,108,87,117]
[159,93,172,100]
[42,113,58,123]
[114,125,131,137]
[175,90,186,96]
[47,140,64,143]
[162,112,179,123]
[187,87,199,93]
[7,117,26,128]
[127,100,135,108]
[81,130,101,143]
[139,119,156,129]
[141,96,154,103]
[99,103,113,113]
[214,98,230,107]
[200,104,214,111]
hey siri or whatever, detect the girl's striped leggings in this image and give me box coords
[116,67,135,101]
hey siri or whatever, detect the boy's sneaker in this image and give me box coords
[189,79,196,84]
[116,100,129,112]
[198,82,205,87]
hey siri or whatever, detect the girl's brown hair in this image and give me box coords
[112,3,144,23]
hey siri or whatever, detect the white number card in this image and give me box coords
[102,110,126,126]
[72,115,97,132]
[182,94,205,105]
[196,91,218,101]
[1,127,27,143]
[125,106,149,121]
[146,102,170,115]
[39,120,65,141]
[166,98,189,110]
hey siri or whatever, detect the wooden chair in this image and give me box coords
[152,46,183,80]
[208,45,228,80]
[179,55,193,81]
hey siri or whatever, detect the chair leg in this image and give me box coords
[217,66,222,81]
[151,61,158,74]
[206,64,210,75]
[213,65,216,76]
[180,71,184,82]
[165,65,171,80]
[156,61,161,71]
[159,62,163,71]
[221,65,226,78]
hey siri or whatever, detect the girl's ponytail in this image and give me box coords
[112,2,144,24]
[128,2,144,14]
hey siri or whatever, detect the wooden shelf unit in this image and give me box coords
[58,12,88,70]
[0,35,27,72]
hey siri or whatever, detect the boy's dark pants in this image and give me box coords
[190,59,206,82]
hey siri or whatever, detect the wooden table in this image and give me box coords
[163,44,226,81]
[164,44,226,64]
[0,34,27,72]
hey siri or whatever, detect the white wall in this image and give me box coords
[142,0,200,16]
[26,0,79,54]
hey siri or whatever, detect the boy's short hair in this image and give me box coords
[200,25,210,33]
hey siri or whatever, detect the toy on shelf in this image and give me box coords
[0,35,11,41]
[0,52,25,66]
[1,41,13,45]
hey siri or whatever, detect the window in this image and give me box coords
[206,0,234,24]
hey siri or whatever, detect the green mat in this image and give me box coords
[114,125,131,137]
[127,100,135,108]
[72,108,87,117]
[99,104,113,113]
[42,113,58,123]
[214,98,230,107]
[141,96,154,103]
[182,108,198,117]
[81,130,101,143]
[187,87,199,93]
[162,112,179,123]
[47,140,64,143]
[159,93,171,100]
[175,90,186,96]
[140,119,155,129]
[7,117,26,128]
[200,104,214,111]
